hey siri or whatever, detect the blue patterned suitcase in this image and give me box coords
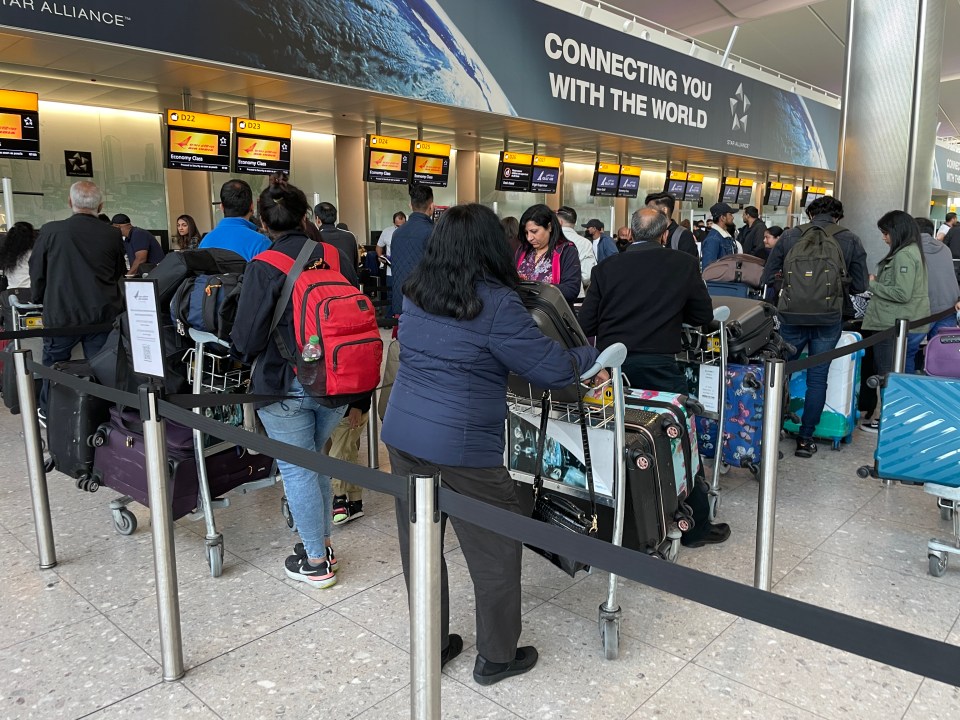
[693,364,765,473]
[873,374,960,487]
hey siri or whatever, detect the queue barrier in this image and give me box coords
[7,308,960,718]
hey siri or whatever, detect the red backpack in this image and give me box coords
[255,240,383,402]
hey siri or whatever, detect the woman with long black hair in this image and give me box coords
[515,204,581,304]
[383,203,599,686]
[0,221,35,291]
[861,210,930,431]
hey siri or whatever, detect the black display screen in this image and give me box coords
[736,185,753,205]
[665,179,687,199]
[592,172,619,197]
[617,174,639,198]
[683,182,703,201]
[530,166,559,193]
[497,162,532,191]
[721,184,739,203]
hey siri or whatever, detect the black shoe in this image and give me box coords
[795,437,818,458]
[681,522,731,548]
[441,634,463,668]
[473,646,539,686]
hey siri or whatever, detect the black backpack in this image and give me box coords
[778,223,847,323]
[170,273,243,341]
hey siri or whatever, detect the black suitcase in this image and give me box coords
[508,281,589,403]
[2,344,40,415]
[710,296,777,362]
[46,360,113,484]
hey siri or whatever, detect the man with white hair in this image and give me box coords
[30,180,126,414]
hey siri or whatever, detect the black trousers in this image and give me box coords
[388,446,523,664]
[622,353,713,542]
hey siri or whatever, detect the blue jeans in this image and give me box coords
[905,315,958,374]
[39,331,111,412]
[257,378,346,560]
[778,321,843,439]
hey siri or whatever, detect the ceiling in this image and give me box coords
[613,0,960,138]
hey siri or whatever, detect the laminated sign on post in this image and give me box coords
[124,279,166,379]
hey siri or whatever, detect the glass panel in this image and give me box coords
[367,151,457,243]
[0,102,166,233]
[561,162,615,231]
[478,152,544,220]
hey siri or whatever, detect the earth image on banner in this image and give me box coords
[229,0,515,116]
[772,91,830,169]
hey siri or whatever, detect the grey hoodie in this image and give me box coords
[921,232,960,313]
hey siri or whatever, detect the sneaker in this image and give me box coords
[473,646,539,686]
[284,554,337,588]
[795,437,818,458]
[293,542,338,572]
[861,419,880,433]
[331,495,348,521]
[333,499,364,525]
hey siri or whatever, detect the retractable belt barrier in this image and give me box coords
[0,323,113,341]
[783,307,955,374]
[20,356,960,688]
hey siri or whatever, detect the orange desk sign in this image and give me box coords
[165,109,230,132]
[533,154,562,168]
[413,140,451,157]
[368,134,412,152]
[236,118,291,139]
[619,164,641,176]
[0,89,38,111]
[170,130,219,156]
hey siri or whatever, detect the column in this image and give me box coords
[835,0,946,266]
[335,135,368,244]
[164,169,213,234]
[456,150,478,204]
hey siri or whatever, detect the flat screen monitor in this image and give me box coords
[764,187,781,206]
[721,184,739,204]
[531,155,561,194]
[778,190,793,207]
[233,118,292,175]
[365,134,411,184]
[736,184,753,205]
[411,141,451,187]
[683,182,703,202]
[803,190,823,207]
[165,109,231,172]
[591,162,620,197]
[0,90,39,160]
[496,151,533,191]
[665,178,687,199]
[616,165,641,198]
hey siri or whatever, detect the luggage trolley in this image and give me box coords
[183,328,278,577]
[676,306,731,520]
[506,344,629,660]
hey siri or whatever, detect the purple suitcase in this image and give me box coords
[91,407,273,521]
[924,328,960,378]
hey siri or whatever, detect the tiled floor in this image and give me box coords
[1,407,959,720]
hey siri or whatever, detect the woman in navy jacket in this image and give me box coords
[382,203,599,686]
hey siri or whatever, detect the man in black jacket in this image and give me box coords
[30,181,125,412]
[390,184,434,316]
[644,192,698,259]
[579,208,729,548]
[942,222,960,283]
[314,201,359,269]
[740,206,768,259]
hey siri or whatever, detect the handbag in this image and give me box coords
[525,378,598,577]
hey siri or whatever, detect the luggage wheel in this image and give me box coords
[43,455,55,474]
[856,465,876,479]
[598,604,621,661]
[91,429,107,448]
[208,542,224,578]
[665,531,682,563]
[929,552,948,578]
[629,450,654,472]
[940,503,954,523]
[112,507,137,536]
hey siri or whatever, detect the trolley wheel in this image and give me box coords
[856,465,873,479]
[280,495,294,529]
[42,454,55,473]
[707,493,721,521]
[92,429,107,447]
[208,543,224,578]
[929,553,948,578]
[600,618,620,660]
[743,461,759,477]
[630,451,654,472]
[113,508,137,536]
[940,506,954,522]
[665,534,681,563]
[719,462,730,476]
[831,440,841,451]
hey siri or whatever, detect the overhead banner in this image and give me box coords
[933,144,960,193]
[0,0,840,170]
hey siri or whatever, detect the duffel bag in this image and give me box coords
[702,253,766,289]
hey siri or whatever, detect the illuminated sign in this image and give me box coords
[234,117,292,175]
[165,109,230,172]
[496,151,533,191]
[0,90,39,160]
[411,140,450,187]
[531,154,561,194]
[365,134,411,184]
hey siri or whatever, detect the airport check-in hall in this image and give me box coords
[2,1,960,719]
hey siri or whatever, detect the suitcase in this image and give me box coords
[782,332,863,448]
[695,363,765,473]
[706,281,752,299]
[508,281,589,403]
[874,374,960,487]
[620,407,692,554]
[711,296,778,362]
[46,361,113,481]
[702,253,766,289]
[924,328,960,378]
[91,406,273,520]
[2,343,40,415]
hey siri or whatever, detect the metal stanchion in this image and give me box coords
[893,318,910,374]
[367,388,380,469]
[13,350,56,569]
[754,358,785,591]
[139,384,185,682]
[2,177,14,227]
[409,470,441,719]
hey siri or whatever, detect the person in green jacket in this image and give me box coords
[861,210,930,431]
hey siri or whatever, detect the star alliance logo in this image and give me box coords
[64,150,94,178]
[730,83,750,132]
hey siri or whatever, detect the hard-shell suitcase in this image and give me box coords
[711,296,778,362]
[621,408,691,555]
[782,332,863,448]
[91,406,273,519]
[706,281,752,299]
[508,281,589,403]
[46,361,113,482]
[695,363,765,473]
[924,328,960,378]
[872,374,960,487]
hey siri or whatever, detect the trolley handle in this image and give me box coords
[188,328,230,348]
[713,305,731,323]
[580,342,627,381]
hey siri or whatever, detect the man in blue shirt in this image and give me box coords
[199,179,271,261]
[110,213,164,276]
[390,184,434,316]
[700,202,737,272]
[581,218,619,263]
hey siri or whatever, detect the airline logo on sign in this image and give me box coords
[731,83,750,132]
